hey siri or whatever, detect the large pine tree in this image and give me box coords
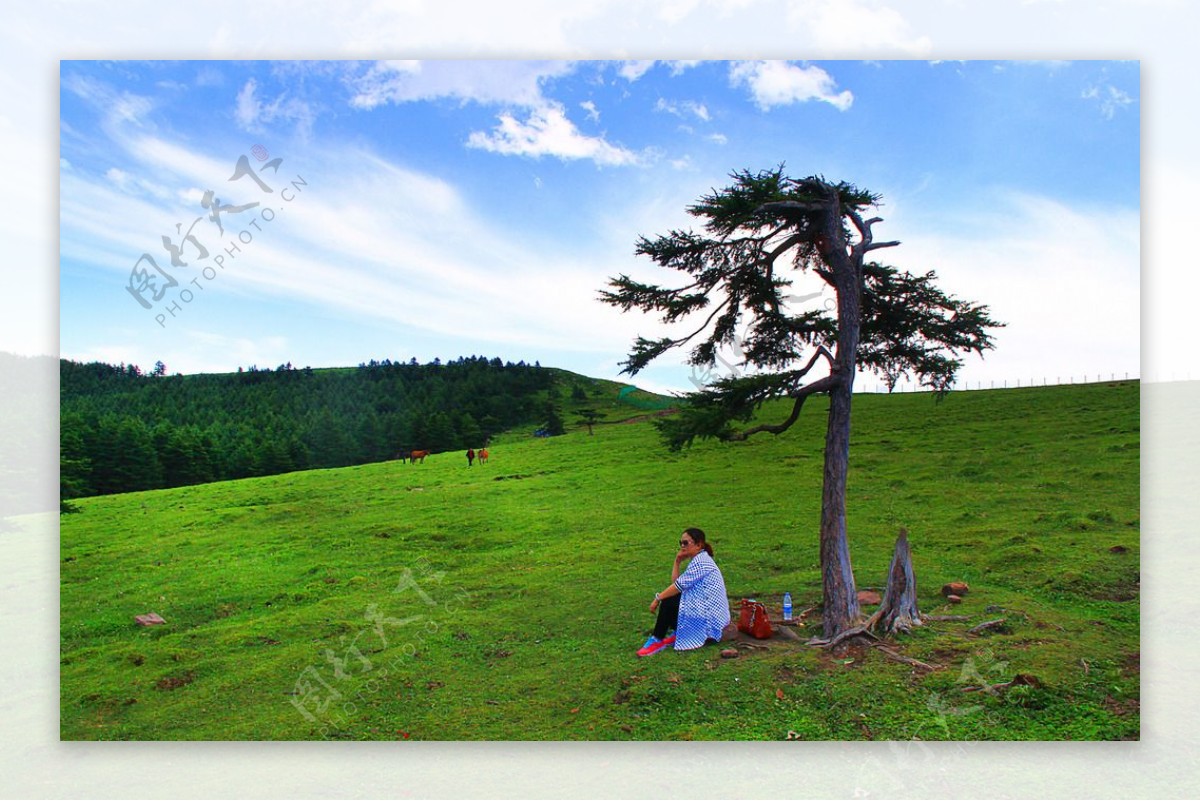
[602,168,1001,638]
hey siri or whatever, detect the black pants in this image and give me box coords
[653,594,681,639]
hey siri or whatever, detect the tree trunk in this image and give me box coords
[818,209,863,639]
[819,376,861,638]
[867,528,923,634]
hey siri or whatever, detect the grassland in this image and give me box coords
[59,379,1139,740]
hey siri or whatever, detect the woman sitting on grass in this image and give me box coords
[639,527,731,657]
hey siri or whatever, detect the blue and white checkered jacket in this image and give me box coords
[672,550,730,650]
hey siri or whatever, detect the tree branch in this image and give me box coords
[764,233,808,265]
[670,295,732,351]
[757,200,830,214]
[845,210,901,265]
[717,223,791,249]
[725,370,839,440]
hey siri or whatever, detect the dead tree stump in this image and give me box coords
[866,528,923,635]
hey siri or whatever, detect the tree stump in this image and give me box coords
[866,528,923,635]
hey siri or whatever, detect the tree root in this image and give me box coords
[967,618,1008,635]
[806,626,942,673]
[805,624,880,649]
[873,645,942,673]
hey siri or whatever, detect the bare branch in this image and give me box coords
[847,209,869,237]
[671,295,732,350]
[761,233,808,269]
[847,209,901,261]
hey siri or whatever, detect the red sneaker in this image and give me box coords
[637,637,669,657]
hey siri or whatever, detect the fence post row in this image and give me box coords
[863,373,1135,393]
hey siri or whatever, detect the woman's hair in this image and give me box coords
[683,527,714,557]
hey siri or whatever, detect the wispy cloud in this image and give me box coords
[347,60,573,110]
[655,97,711,121]
[616,60,703,82]
[729,61,854,111]
[60,131,647,363]
[889,191,1138,384]
[62,72,156,135]
[1082,83,1135,119]
[345,61,641,168]
[234,78,316,139]
[617,60,656,82]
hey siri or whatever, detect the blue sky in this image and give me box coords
[59,59,1139,394]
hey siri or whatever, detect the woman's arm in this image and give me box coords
[649,581,680,612]
[670,547,688,582]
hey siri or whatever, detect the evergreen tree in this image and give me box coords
[457,411,484,448]
[59,357,598,496]
[543,403,566,437]
[576,408,602,436]
[425,411,457,452]
[602,168,1000,638]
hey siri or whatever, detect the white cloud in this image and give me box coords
[185,331,291,370]
[580,100,600,122]
[728,60,854,111]
[62,72,155,134]
[887,191,1139,387]
[617,60,656,81]
[234,78,316,138]
[1082,83,1135,119]
[234,79,260,128]
[103,166,174,201]
[194,65,224,87]
[60,137,649,364]
[348,60,573,110]
[617,60,702,82]
[655,98,710,121]
[466,104,642,166]
[667,60,702,75]
[706,132,728,145]
[66,333,292,377]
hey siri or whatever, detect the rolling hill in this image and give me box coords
[59,378,1139,740]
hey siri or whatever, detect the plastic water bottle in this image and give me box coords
[782,592,793,621]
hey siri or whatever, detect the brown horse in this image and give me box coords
[409,450,430,464]
[478,448,489,464]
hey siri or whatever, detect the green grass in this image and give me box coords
[60,380,1139,740]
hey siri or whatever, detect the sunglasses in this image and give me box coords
[680,539,694,547]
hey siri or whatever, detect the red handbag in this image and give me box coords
[738,599,774,639]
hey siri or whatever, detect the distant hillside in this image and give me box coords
[60,356,651,501]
